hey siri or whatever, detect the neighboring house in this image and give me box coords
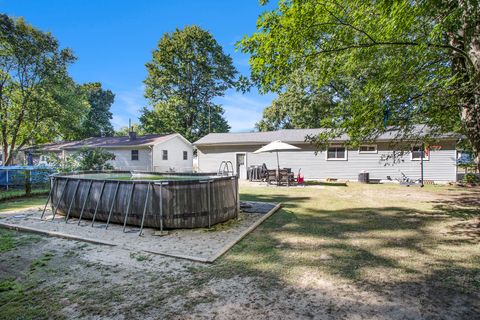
[24,132,193,172]
[194,127,459,183]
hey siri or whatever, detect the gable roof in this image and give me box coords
[25,133,188,152]
[194,126,457,146]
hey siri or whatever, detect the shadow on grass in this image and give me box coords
[429,187,480,219]
[209,189,480,317]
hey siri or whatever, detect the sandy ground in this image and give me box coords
[0,201,277,262]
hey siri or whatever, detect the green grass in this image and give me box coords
[0,229,40,253]
[0,188,49,201]
[0,196,47,213]
[210,182,480,292]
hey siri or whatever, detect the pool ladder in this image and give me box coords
[218,161,234,176]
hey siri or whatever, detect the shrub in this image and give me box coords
[463,173,480,185]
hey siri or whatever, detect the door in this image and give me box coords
[236,153,247,179]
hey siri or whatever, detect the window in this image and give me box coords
[131,150,139,161]
[162,150,168,160]
[411,145,429,161]
[326,145,347,160]
[359,144,377,154]
[183,151,188,160]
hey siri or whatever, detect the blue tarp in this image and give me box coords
[0,166,56,187]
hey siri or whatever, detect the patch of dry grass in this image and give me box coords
[216,183,480,294]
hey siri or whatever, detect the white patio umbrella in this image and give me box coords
[253,140,301,172]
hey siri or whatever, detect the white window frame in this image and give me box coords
[162,150,168,161]
[325,145,348,161]
[183,151,188,160]
[410,145,429,161]
[358,144,378,154]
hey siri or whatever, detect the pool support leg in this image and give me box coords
[65,180,81,223]
[139,183,151,236]
[123,182,136,232]
[41,177,56,220]
[159,183,163,232]
[78,180,93,225]
[52,179,69,221]
[91,181,106,227]
[105,181,120,229]
[208,180,212,229]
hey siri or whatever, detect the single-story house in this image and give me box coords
[194,127,459,183]
[24,132,193,172]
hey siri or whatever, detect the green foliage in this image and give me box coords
[114,123,145,137]
[256,71,337,131]
[0,14,89,164]
[76,147,115,171]
[462,173,480,185]
[239,1,480,158]
[141,25,237,142]
[46,147,115,172]
[69,83,115,140]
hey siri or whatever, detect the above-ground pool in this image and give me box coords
[47,171,239,230]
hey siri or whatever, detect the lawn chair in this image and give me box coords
[266,169,278,185]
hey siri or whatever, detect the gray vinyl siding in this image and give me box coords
[196,141,457,182]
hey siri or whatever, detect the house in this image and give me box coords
[24,132,193,172]
[194,127,459,183]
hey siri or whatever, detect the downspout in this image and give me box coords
[149,146,153,172]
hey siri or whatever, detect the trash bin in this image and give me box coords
[358,172,369,183]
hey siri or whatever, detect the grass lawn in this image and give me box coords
[0,182,479,318]
[0,188,49,201]
[0,195,46,212]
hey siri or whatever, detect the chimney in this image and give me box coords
[128,118,136,140]
[128,131,137,141]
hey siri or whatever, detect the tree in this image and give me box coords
[141,25,237,142]
[0,14,88,164]
[240,1,480,168]
[255,71,338,131]
[114,122,145,136]
[46,147,115,172]
[71,83,115,140]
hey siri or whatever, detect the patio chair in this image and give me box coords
[266,169,278,184]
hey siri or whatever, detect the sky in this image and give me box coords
[2,0,277,132]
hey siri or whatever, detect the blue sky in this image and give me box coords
[2,0,277,132]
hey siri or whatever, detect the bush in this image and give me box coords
[45,147,115,172]
[76,148,115,171]
[463,173,480,185]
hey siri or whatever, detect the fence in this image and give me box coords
[0,166,55,191]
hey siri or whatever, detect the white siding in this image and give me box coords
[108,148,152,171]
[197,141,457,182]
[152,135,193,172]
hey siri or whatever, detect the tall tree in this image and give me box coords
[240,1,480,167]
[72,82,115,139]
[0,14,87,165]
[256,70,338,131]
[141,25,236,142]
